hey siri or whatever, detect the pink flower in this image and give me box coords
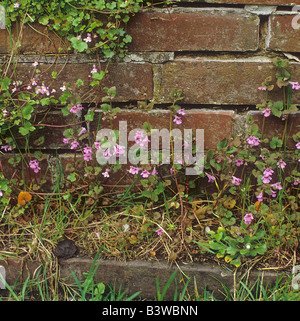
[83,146,93,162]
[262,175,272,184]
[277,160,286,169]
[262,108,271,117]
[151,167,158,176]
[290,81,300,90]
[243,213,254,225]
[258,86,267,91]
[71,140,79,150]
[60,85,66,92]
[232,176,242,186]
[205,172,215,183]
[296,142,300,149]
[247,136,260,147]
[90,65,98,74]
[32,60,39,67]
[235,159,244,166]
[102,169,110,178]
[63,138,70,144]
[94,142,101,150]
[271,182,282,190]
[173,115,182,125]
[271,190,277,198]
[83,33,92,43]
[293,179,300,185]
[113,144,126,157]
[256,192,263,202]
[263,168,274,177]
[141,170,150,178]
[103,149,112,159]
[13,2,21,8]
[29,159,41,174]
[70,104,83,114]
[129,166,141,175]
[135,130,149,148]
[177,108,186,115]
[79,127,87,136]
[155,228,164,236]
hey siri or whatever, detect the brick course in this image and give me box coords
[158,59,300,105]
[127,9,260,52]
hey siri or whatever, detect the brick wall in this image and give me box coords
[0,0,299,190]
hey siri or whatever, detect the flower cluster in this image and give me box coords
[173,108,186,125]
[29,159,41,174]
[247,136,260,147]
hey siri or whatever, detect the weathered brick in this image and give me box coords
[0,154,52,192]
[11,62,153,102]
[0,29,10,53]
[268,14,300,53]
[13,112,80,150]
[0,23,70,54]
[90,109,234,150]
[249,111,300,149]
[127,8,259,52]
[202,0,297,5]
[158,59,300,105]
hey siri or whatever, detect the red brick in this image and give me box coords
[0,29,10,53]
[90,109,234,150]
[0,154,52,192]
[127,9,259,52]
[0,23,69,54]
[158,59,300,105]
[268,14,300,53]
[249,111,300,149]
[13,112,80,150]
[202,0,297,5]
[11,62,153,102]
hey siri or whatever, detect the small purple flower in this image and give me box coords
[173,115,182,125]
[243,213,254,225]
[71,140,79,150]
[235,159,244,167]
[128,166,141,175]
[232,176,242,186]
[29,159,41,174]
[205,172,215,183]
[141,170,150,178]
[256,192,263,202]
[247,136,260,147]
[177,108,186,115]
[277,160,286,169]
[155,228,164,236]
[262,108,271,117]
[271,182,282,190]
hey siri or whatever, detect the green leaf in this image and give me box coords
[67,173,76,182]
[76,79,84,86]
[92,71,106,80]
[22,104,34,120]
[70,37,88,52]
[38,15,49,25]
[85,110,94,122]
[19,127,29,136]
[270,137,283,149]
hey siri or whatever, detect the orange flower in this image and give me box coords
[18,191,32,205]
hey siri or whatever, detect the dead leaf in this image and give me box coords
[169,250,178,261]
[223,197,236,210]
[149,250,156,257]
[18,191,32,206]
